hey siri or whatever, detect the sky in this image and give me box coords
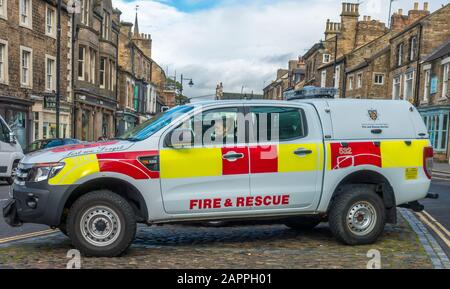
[114,0,449,100]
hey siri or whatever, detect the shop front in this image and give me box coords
[74,94,116,142]
[419,105,450,163]
[31,95,72,142]
[0,96,33,148]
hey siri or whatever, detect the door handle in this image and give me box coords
[294,148,313,156]
[222,152,244,161]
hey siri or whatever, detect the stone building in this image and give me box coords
[116,13,169,135]
[418,41,450,162]
[0,0,71,147]
[317,2,389,97]
[73,0,120,141]
[263,57,305,100]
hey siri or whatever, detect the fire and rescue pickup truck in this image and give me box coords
[3,99,436,257]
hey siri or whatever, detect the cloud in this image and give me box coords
[113,0,448,99]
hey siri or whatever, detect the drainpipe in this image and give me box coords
[414,23,423,107]
[71,14,77,139]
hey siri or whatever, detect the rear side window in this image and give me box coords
[249,106,307,142]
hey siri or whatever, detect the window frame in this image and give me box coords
[442,63,449,99]
[45,54,56,92]
[392,75,401,100]
[248,106,309,143]
[0,39,8,84]
[45,5,56,38]
[0,0,7,20]
[373,73,385,85]
[348,75,354,90]
[423,69,431,102]
[397,43,404,66]
[99,56,106,89]
[356,73,363,89]
[323,54,331,64]
[81,0,90,26]
[20,46,33,88]
[423,112,449,152]
[409,36,417,61]
[78,46,85,81]
[320,70,326,88]
[19,0,32,29]
[404,71,414,100]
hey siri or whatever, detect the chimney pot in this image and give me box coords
[368,16,371,21]
[398,9,403,15]
[424,2,429,11]
[414,2,419,10]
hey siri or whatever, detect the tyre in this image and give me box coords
[329,185,386,245]
[6,161,19,185]
[284,216,322,230]
[66,190,137,257]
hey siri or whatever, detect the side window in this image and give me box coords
[249,106,307,143]
[0,118,10,143]
[175,107,241,147]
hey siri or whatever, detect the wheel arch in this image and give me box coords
[327,170,397,223]
[60,177,149,225]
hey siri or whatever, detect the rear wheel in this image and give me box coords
[329,185,386,245]
[285,216,322,230]
[67,190,137,257]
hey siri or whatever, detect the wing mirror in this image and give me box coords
[165,128,194,149]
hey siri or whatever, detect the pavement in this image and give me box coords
[0,180,448,269]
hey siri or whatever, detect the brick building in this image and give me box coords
[0,0,71,147]
[72,0,120,141]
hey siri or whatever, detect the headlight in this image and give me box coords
[27,163,65,183]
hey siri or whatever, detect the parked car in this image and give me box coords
[0,115,24,185]
[25,138,82,154]
[4,99,436,257]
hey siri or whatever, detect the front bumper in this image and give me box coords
[2,182,73,227]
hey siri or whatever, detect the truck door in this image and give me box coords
[247,104,324,212]
[159,106,251,215]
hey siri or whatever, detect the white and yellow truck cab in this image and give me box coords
[3,99,437,257]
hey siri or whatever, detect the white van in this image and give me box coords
[4,99,436,257]
[0,115,24,185]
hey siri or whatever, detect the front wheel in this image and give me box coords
[66,190,137,257]
[328,185,386,245]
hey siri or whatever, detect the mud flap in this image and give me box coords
[2,199,22,227]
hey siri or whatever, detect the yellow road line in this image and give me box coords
[422,210,450,238]
[416,212,450,249]
[0,229,59,244]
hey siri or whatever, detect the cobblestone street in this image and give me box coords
[0,213,434,269]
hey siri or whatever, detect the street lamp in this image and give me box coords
[180,74,194,97]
